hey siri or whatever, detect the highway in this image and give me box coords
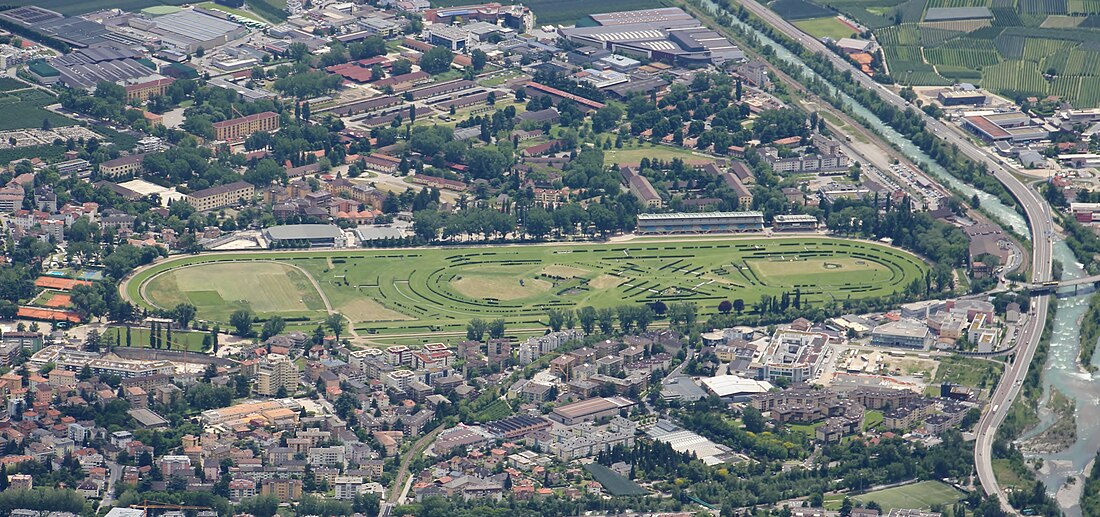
[728,0,1056,511]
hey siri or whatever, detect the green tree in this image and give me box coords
[578,306,597,335]
[596,307,615,334]
[230,309,254,337]
[470,49,487,71]
[420,46,454,74]
[173,303,197,329]
[466,318,487,341]
[325,313,345,342]
[742,406,765,433]
[488,318,506,339]
[260,316,286,340]
[547,308,565,332]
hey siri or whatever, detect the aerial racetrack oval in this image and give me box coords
[123,236,929,335]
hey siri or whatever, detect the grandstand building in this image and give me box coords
[773,214,819,231]
[636,211,764,234]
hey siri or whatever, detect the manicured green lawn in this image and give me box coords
[793,17,857,40]
[863,410,883,431]
[127,237,928,336]
[144,261,327,322]
[103,326,210,353]
[853,481,965,511]
[605,143,714,166]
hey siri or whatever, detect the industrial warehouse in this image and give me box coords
[558,7,744,66]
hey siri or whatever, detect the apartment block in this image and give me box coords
[212,111,279,141]
[185,181,254,211]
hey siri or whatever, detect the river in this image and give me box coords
[1020,240,1097,517]
[696,1,1098,512]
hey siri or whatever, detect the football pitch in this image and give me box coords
[854,481,965,511]
[127,237,927,336]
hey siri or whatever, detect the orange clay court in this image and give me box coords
[17,307,81,323]
[44,294,72,308]
[34,277,92,291]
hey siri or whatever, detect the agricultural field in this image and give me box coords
[792,0,1100,106]
[196,2,269,23]
[244,0,287,22]
[126,238,928,336]
[0,78,30,93]
[793,16,859,38]
[583,464,647,496]
[428,0,661,25]
[3,0,192,16]
[0,90,75,131]
[770,0,837,19]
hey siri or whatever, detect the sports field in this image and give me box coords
[144,262,327,322]
[854,481,965,510]
[793,17,859,39]
[127,237,927,336]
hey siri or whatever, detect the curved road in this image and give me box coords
[727,0,1055,511]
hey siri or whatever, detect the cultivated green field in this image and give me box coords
[791,0,1100,106]
[127,237,927,336]
[0,90,75,131]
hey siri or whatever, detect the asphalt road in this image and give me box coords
[729,0,1056,510]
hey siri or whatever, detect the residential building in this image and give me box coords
[255,354,298,396]
[260,478,303,502]
[185,181,254,211]
[98,154,146,178]
[124,77,174,102]
[212,111,280,141]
